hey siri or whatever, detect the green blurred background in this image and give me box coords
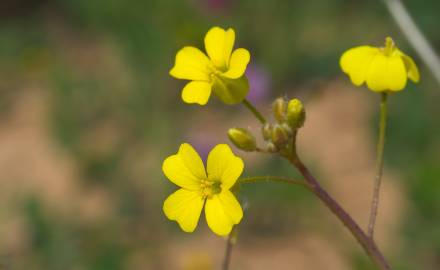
[0,0,439,269]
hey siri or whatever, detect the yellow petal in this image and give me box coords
[386,55,407,91]
[399,51,420,83]
[163,189,204,233]
[162,143,207,190]
[212,75,249,105]
[365,54,389,92]
[340,46,379,86]
[170,46,211,81]
[222,48,251,79]
[205,190,243,236]
[204,27,235,70]
[207,144,244,190]
[366,54,407,92]
[181,81,212,105]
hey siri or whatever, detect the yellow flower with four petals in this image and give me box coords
[340,37,419,92]
[170,26,251,105]
[162,143,244,236]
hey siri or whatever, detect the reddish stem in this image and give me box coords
[290,157,391,270]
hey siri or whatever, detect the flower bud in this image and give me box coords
[266,142,278,153]
[228,128,257,152]
[262,123,272,141]
[281,123,293,136]
[271,124,289,147]
[286,98,305,129]
[272,97,287,123]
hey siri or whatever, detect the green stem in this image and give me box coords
[222,226,237,270]
[239,176,310,190]
[368,92,388,238]
[224,175,307,269]
[242,99,267,124]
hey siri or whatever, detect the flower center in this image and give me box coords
[208,64,228,82]
[200,179,222,199]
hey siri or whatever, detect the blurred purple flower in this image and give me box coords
[185,133,218,162]
[246,63,271,104]
[203,0,231,12]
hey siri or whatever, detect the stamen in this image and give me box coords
[382,37,395,56]
[200,179,222,198]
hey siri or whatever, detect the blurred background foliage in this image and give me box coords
[0,0,439,269]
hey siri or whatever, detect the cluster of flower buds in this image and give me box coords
[227,97,305,153]
[263,97,305,153]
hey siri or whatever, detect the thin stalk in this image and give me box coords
[239,176,311,190]
[242,99,266,124]
[290,156,391,270]
[368,93,388,237]
[222,226,237,270]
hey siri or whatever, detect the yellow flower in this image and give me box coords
[162,143,244,236]
[170,26,251,105]
[340,37,420,92]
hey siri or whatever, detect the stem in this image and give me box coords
[290,157,391,270]
[383,0,440,85]
[242,99,267,124]
[222,226,237,270]
[239,176,311,190]
[368,93,388,237]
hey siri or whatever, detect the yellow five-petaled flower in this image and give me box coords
[340,37,420,92]
[170,26,251,105]
[162,143,244,236]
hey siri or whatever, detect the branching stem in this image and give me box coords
[241,98,392,270]
[290,156,390,270]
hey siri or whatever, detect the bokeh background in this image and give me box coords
[0,0,439,269]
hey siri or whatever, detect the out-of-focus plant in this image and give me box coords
[164,26,419,270]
